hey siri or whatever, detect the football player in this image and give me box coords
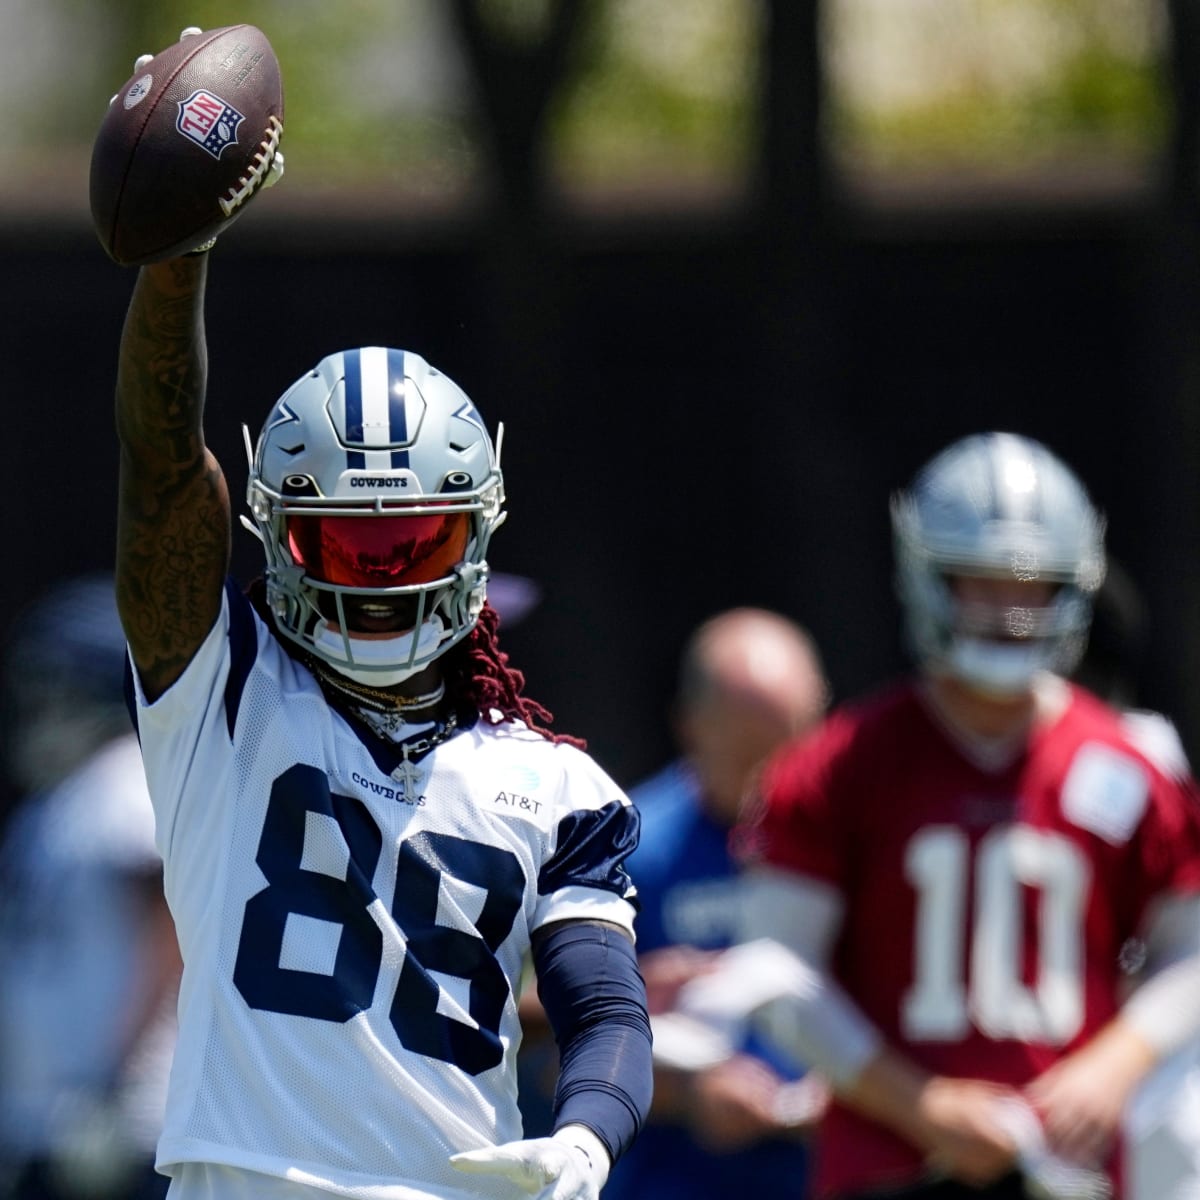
[107,144,651,1200]
[738,433,1200,1200]
[0,575,178,1200]
[602,608,830,1200]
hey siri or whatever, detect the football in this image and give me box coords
[90,25,284,265]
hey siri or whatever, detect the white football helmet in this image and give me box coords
[891,432,1106,696]
[244,347,506,685]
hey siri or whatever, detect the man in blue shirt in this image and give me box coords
[604,607,831,1200]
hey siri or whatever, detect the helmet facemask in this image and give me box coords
[243,347,506,687]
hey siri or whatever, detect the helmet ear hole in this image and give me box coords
[440,471,474,493]
[283,474,320,497]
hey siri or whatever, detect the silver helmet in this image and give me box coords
[245,347,506,685]
[891,432,1106,695]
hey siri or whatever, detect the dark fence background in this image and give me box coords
[4,179,1197,793]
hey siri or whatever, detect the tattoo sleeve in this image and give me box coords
[115,256,231,700]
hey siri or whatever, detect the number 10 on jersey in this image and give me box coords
[902,824,1090,1045]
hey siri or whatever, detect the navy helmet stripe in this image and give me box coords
[344,349,365,444]
[387,349,408,443]
[387,348,410,469]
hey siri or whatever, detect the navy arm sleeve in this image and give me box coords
[530,918,653,1163]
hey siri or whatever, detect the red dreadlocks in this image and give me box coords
[442,602,585,748]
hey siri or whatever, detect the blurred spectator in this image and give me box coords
[600,606,831,1200]
[0,575,178,1200]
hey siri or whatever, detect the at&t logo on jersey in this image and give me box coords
[494,791,541,814]
[176,89,244,158]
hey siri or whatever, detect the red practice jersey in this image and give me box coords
[750,680,1200,1199]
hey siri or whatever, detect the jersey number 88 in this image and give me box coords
[233,763,525,1076]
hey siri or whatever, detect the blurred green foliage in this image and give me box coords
[837,55,1163,172]
[826,0,1167,174]
[1,0,1172,202]
[549,0,757,194]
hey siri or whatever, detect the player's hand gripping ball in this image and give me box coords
[90,25,285,265]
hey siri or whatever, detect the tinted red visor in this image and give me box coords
[286,511,471,588]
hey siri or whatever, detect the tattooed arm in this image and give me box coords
[115,255,231,702]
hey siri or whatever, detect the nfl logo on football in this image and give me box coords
[176,89,244,159]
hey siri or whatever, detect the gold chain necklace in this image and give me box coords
[311,660,447,715]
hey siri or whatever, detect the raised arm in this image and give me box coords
[115,254,230,701]
[96,25,284,699]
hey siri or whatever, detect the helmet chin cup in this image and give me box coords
[311,616,448,686]
[941,637,1047,699]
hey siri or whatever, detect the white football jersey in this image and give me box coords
[130,583,638,1199]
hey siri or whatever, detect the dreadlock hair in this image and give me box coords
[442,602,585,748]
[245,579,584,748]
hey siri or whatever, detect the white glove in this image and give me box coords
[449,1124,611,1200]
[991,1098,1113,1200]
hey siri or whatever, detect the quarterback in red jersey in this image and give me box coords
[740,433,1200,1200]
